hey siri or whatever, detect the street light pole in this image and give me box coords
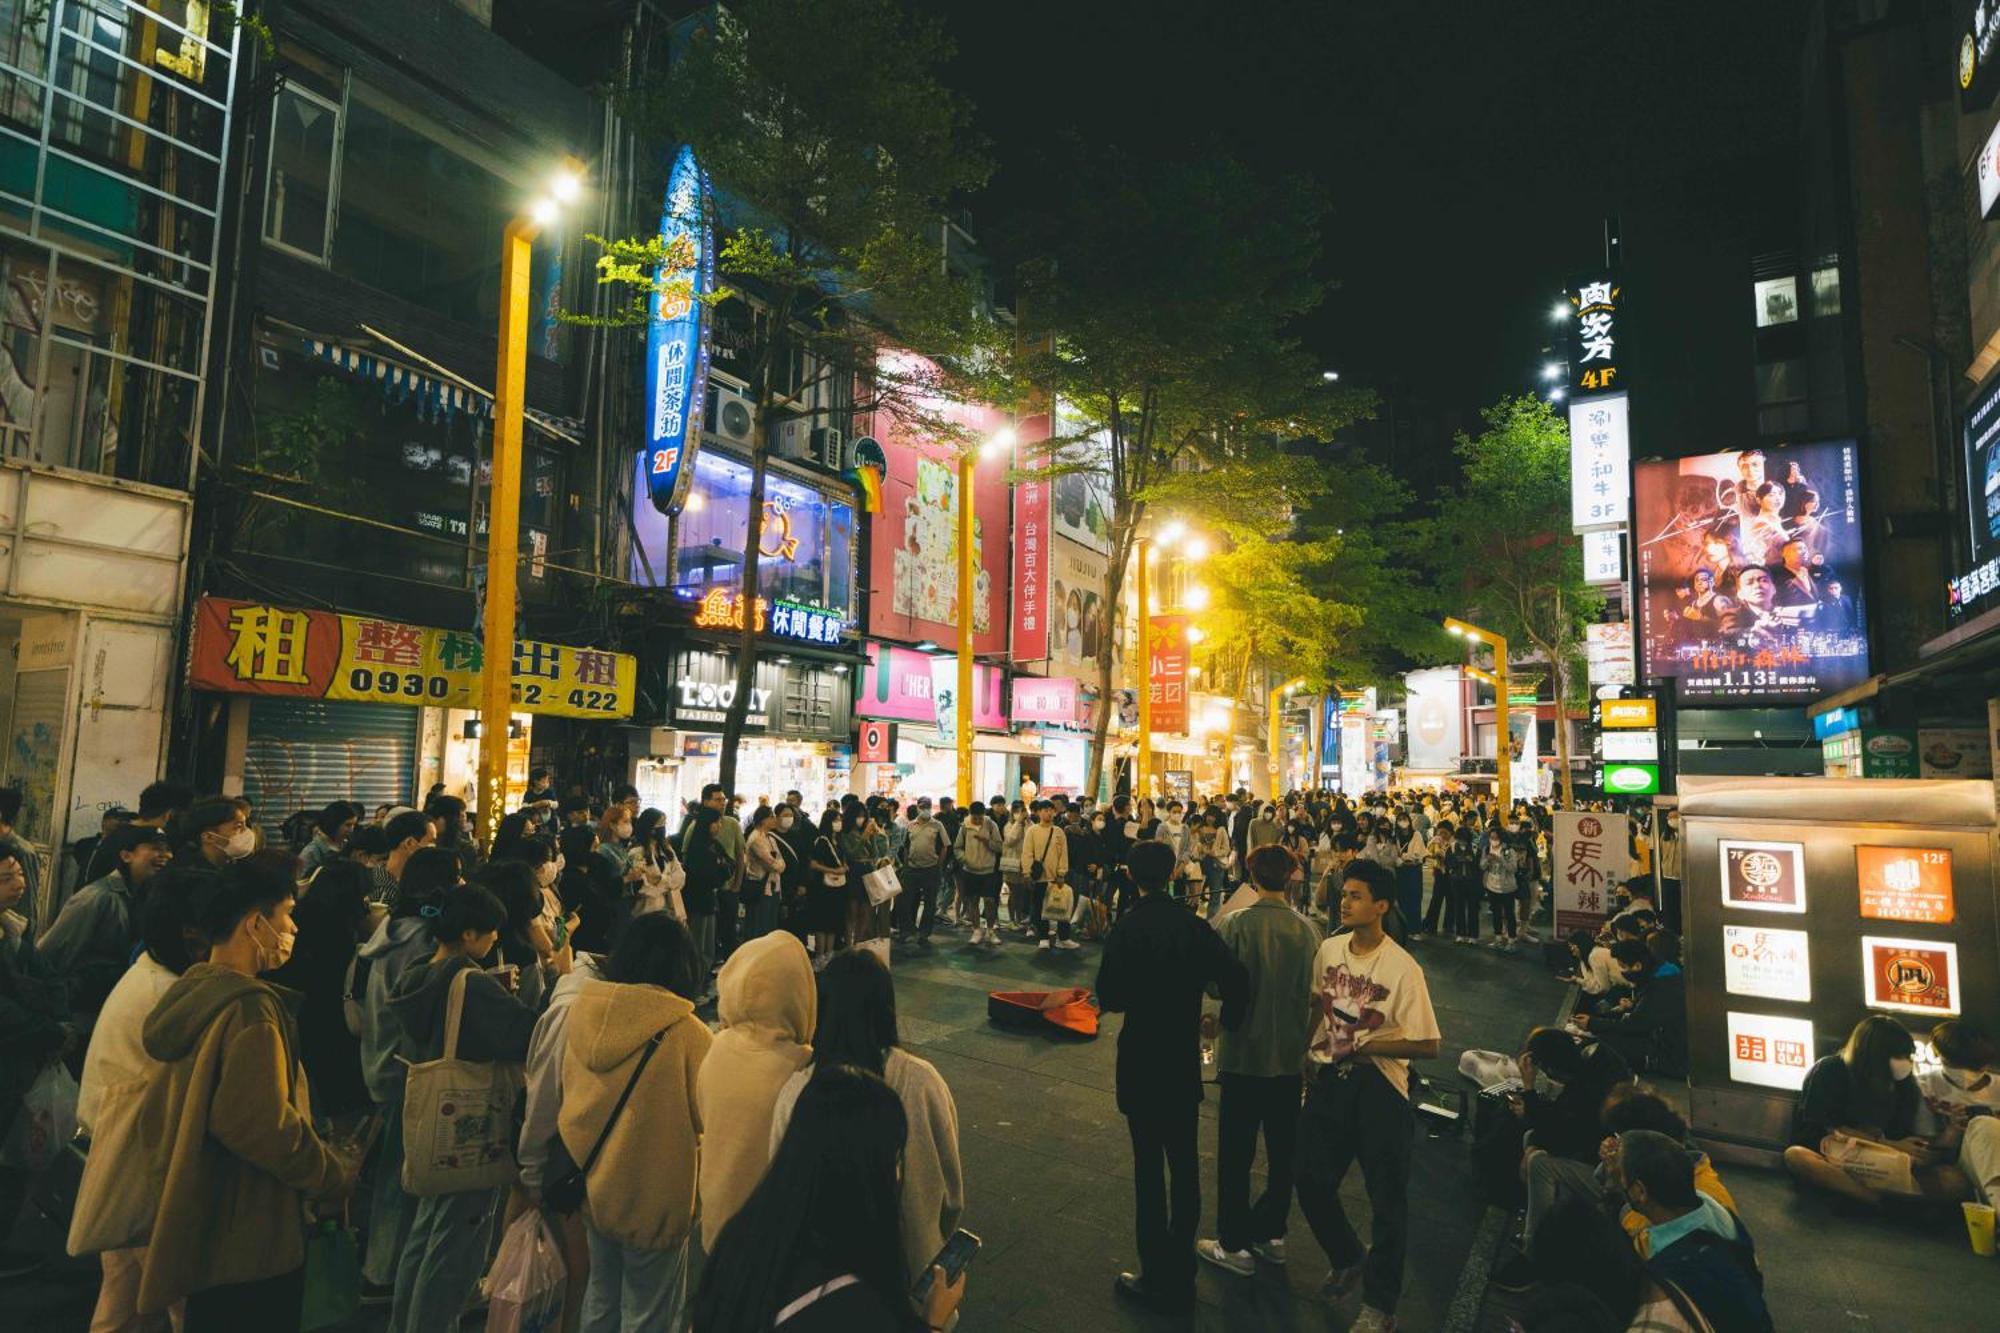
[956,450,975,809]
[1446,617,1512,817]
[1135,538,1151,802]
[1268,678,1302,799]
[476,215,539,847]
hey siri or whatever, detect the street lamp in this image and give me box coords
[1550,299,1569,323]
[478,159,586,846]
[1444,616,1512,814]
[956,425,1017,806]
[1541,362,1561,381]
[1321,370,1340,382]
[1268,677,1305,799]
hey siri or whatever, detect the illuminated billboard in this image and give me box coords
[1634,441,1868,704]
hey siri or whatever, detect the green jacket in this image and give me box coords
[1211,898,1323,1078]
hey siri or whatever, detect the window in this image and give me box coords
[263,84,341,262]
[1809,263,1841,318]
[1753,276,1798,328]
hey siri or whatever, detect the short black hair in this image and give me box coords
[812,948,901,1075]
[613,784,640,803]
[384,810,433,850]
[397,846,463,903]
[423,884,507,944]
[181,797,241,839]
[138,780,194,820]
[474,859,541,937]
[1930,1019,1999,1071]
[1524,1026,1586,1078]
[604,911,704,999]
[1246,844,1298,892]
[1341,858,1396,903]
[316,801,357,837]
[701,783,727,802]
[345,825,391,858]
[140,865,212,973]
[194,857,295,943]
[1600,1084,1687,1139]
[1128,840,1175,891]
[1618,1129,1698,1208]
[1609,938,1654,971]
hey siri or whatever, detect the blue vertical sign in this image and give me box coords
[643,145,716,515]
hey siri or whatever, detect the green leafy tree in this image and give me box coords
[1002,149,1375,796]
[604,0,994,790]
[1430,395,1601,809]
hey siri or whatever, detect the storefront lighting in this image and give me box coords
[831,663,850,675]
[773,655,793,665]
[914,639,939,653]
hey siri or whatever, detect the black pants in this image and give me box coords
[1419,874,1450,934]
[1487,891,1517,936]
[1217,1072,1301,1252]
[1028,881,1071,941]
[185,1267,304,1332]
[1296,1064,1414,1315]
[894,865,942,936]
[1126,1099,1200,1300]
[715,887,740,956]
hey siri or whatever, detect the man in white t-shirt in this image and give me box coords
[1297,858,1440,1333]
[1918,1019,2000,1205]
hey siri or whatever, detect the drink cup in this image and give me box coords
[1964,1201,1997,1257]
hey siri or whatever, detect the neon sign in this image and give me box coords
[642,146,715,515]
[691,589,847,646]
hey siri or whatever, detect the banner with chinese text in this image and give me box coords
[188,597,636,720]
[1148,614,1189,734]
[1552,810,1625,937]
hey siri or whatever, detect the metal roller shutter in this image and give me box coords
[243,698,420,838]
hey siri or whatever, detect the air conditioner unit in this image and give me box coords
[711,386,755,447]
[769,414,812,460]
[811,426,846,471]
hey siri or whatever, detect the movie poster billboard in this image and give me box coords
[1634,441,1869,704]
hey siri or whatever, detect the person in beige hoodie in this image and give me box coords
[696,932,815,1253]
[559,914,713,1332]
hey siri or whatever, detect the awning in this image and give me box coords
[896,726,1041,755]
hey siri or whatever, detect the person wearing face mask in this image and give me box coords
[180,797,259,870]
[1784,1015,1957,1208]
[385,885,537,1333]
[800,809,849,963]
[1496,1027,1633,1270]
[1918,1019,2000,1206]
[775,802,814,930]
[1155,802,1193,903]
[1571,940,1685,1077]
[134,857,357,1327]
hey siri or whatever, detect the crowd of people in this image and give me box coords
[0,770,1986,1332]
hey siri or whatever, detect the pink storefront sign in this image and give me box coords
[859,642,1007,729]
[1012,675,1079,724]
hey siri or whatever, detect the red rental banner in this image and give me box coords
[1149,614,1189,734]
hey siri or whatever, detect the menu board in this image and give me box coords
[1726,1011,1815,1091]
[1722,925,1812,1002]
[1856,846,1955,924]
[1719,840,1807,913]
[1861,936,1961,1016]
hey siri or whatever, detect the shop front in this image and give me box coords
[187,596,636,832]
[857,642,1014,801]
[646,645,853,812]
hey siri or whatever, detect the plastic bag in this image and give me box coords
[863,865,902,906]
[1,1061,78,1171]
[1457,1048,1520,1089]
[300,1213,361,1331]
[484,1208,568,1333]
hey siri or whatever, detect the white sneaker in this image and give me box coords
[1038,937,1052,950]
[1250,1238,1287,1266]
[1351,1305,1398,1332]
[1056,938,1080,950]
[1196,1239,1254,1277]
[967,927,983,945]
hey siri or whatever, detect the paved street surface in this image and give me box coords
[7,916,1995,1330]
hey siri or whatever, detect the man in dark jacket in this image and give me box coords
[1577,940,1687,1077]
[38,824,172,1030]
[1096,840,1248,1314]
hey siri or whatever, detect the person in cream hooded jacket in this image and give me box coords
[696,932,816,1252]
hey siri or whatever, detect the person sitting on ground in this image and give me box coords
[695,1064,965,1332]
[1918,1019,2000,1206]
[1615,1129,1773,1333]
[1573,939,1686,1077]
[1490,1028,1634,1283]
[1783,1014,1957,1207]
[1600,1085,1738,1255]
[1556,928,1622,998]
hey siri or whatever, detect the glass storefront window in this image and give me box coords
[264,84,341,262]
[631,449,857,619]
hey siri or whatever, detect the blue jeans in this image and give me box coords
[1203,858,1227,917]
[581,1225,690,1333]
[388,1186,500,1333]
[362,1095,411,1287]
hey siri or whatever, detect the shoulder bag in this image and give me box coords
[400,967,526,1197]
[541,1026,667,1215]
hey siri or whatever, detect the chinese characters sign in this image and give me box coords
[189,597,636,720]
[689,589,848,646]
[1856,846,1954,924]
[1148,614,1189,734]
[1722,925,1812,1003]
[1861,937,1960,1016]
[1719,839,1806,914]
[1552,811,1625,936]
[642,145,715,516]
[1726,1011,1814,1091]
[1569,392,1629,531]
[1568,276,1622,394]
[1012,429,1050,661]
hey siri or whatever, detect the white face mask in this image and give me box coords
[612,821,633,841]
[1532,1071,1566,1099]
[249,913,294,971]
[1888,1057,1915,1082]
[779,814,795,829]
[223,827,257,860]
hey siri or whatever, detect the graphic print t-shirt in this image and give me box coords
[1307,933,1440,1097]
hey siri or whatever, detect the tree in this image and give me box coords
[1429,395,1602,809]
[608,0,993,791]
[1003,149,1375,797]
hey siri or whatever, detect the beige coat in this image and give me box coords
[1023,820,1069,884]
[558,979,712,1251]
[695,933,815,1250]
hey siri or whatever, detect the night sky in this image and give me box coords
[941,0,1810,442]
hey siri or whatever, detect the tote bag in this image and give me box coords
[401,968,524,1197]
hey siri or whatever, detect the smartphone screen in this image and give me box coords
[913,1228,981,1298]
[553,914,569,950]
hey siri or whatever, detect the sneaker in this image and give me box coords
[1250,1238,1287,1266]
[1196,1239,1255,1277]
[1351,1306,1398,1332]
[1486,937,1507,950]
[1408,931,1427,941]
[1319,1260,1364,1303]
[1038,937,1052,950]
[1489,1248,1540,1293]
[1056,938,1080,950]
[359,1280,394,1308]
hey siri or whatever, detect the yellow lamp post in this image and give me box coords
[477,165,582,847]
[956,428,1015,807]
[1268,677,1304,799]
[1445,616,1512,815]
[1135,537,1152,801]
